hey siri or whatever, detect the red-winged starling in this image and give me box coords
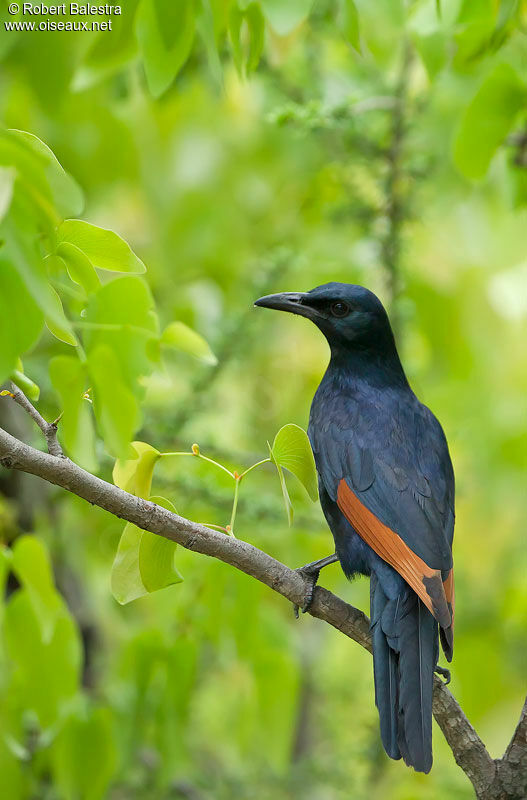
[255,282,455,773]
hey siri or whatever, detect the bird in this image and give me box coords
[255,282,455,773]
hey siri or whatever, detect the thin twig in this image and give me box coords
[5,383,63,457]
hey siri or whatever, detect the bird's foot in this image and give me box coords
[435,665,451,685]
[292,554,339,618]
[293,564,321,618]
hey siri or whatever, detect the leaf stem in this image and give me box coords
[161,450,236,479]
[238,458,271,481]
[201,523,231,534]
[160,451,271,537]
[198,454,236,479]
[228,478,240,537]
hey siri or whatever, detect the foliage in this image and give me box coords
[0,0,527,798]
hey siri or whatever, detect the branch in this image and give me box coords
[4,383,63,457]
[0,425,371,650]
[432,678,496,795]
[494,697,527,800]
[0,415,518,797]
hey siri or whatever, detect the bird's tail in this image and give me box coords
[370,573,438,773]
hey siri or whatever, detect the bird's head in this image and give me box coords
[254,282,395,355]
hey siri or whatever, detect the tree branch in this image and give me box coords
[0,425,372,649]
[432,679,496,795]
[493,697,527,800]
[0,417,522,798]
[4,383,63,457]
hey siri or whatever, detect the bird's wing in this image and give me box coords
[310,395,455,640]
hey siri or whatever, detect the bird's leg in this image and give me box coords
[434,665,451,685]
[293,553,339,617]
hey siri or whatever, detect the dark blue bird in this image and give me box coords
[255,282,455,773]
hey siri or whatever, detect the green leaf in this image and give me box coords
[6,129,84,220]
[0,258,44,384]
[412,30,447,81]
[49,355,96,470]
[0,546,12,620]
[57,219,146,274]
[340,0,361,52]
[84,278,158,456]
[229,2,265,74]
[72,0,140,91]
[0,214,69,330]
[84,276,158,432]
[11,536,62,643]
[270,423,319,501]
[10,367,40,401]
[160,321,217,365]
[111,496,182,605]
[0,166,15,222]
[453,63,526,180]
[260,0,313,35]
[45,286,78,346]
[196,0,223,85]
[272,452,293,525]
[453,0,497,66]
[135,0,196,97]
[58,241,101,294]
[139,495,183,591]
[88,344,140,459]
[113,441,161,497]
[111,523,146,604]
[139,532,184,593]
[51,707,117,800]
[4,590,81,729]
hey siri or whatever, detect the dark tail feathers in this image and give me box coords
[370,574,438,773]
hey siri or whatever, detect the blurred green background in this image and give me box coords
[0,0,526,797]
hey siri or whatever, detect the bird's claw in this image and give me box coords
[293,565,321,618]
[435,665,451,685]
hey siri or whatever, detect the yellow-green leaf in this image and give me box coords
[135,0,195,97]
[10,365,40,401]
[454,63,526,180]
[45,286,78,347]
[58,241,101,294]
[340,0,361,52]
[111,495,182,605]
[11,536,62,643]
[88,343,140,459]
[271,423,318,502]
[0,166,15,222]
[113,441,161,497]
[49,355,96,471]
[139,495,182,591]
[58,219,146,274]
[160,321,217,365]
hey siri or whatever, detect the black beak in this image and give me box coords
[254,292,317,319]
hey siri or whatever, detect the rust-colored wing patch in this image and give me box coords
[442,567,455,633]
[443,568,455,612]
[337,479,452,630]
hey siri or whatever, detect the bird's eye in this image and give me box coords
[330,301,350,318]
